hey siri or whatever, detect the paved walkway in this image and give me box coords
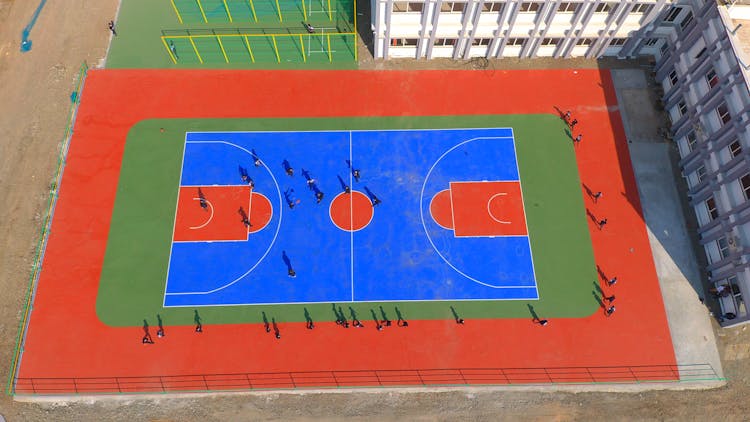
[611,69,724,379]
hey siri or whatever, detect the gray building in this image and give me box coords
[622,0,750,327]
[374,0,750,326]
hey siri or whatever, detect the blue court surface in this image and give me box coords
[163,128,538,307]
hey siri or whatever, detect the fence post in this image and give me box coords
[169,0,184,24]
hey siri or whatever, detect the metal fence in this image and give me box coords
[12,364,721,395]
[5,62,89,395]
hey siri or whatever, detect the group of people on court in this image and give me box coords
[563,110,618,319]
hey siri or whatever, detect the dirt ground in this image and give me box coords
[2,0,750,421]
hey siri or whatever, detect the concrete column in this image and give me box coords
[425,0,443,59]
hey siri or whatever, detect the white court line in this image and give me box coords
[165,140,283,296]
[349,131,355,302]
[189,198,214,229]
[486,193,511,225]
[420,136,533,289]
[186,127,514,136]
[163,293,539,308]
[428,189,454,230]
[162,135,189,307]
[508,126,540,299]
[246,186,253,237]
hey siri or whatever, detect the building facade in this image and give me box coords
[372,0,674,59]
[374,1,750,327]
[624,1,750,326]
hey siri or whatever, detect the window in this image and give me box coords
[706,69,719,88]
[669,70,678,85]
[506,38,526,46]
[696,165,707,184]
[644,38,658,47]
[541,38,561,46]
[730,140,743,158]
[441,2,466,12]
[680,11,694,30]
[664,7,682,23]
[632,4,653,14]
[557,2,579,13]
[576,38,593,46]
[519,2,540,13]
[391,38,418,46]
[660,42,670,55]
[678,100,688,116]
[706,197,719,220]
[740,173,750,199]
[718,236,731,259]
[393,2,408,12]
[695,47,707,59]
[482,2,504,13]
[594,3,611,13]
[434,38,456,46]
[686,131,698,151]
[717,102,731,125]
[471,38,492,46]
[609,38,627,46]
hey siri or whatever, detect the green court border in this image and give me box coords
[107,0,357,69]
[96,115,597,326]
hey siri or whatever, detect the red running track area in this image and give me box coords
[16,69,676,391]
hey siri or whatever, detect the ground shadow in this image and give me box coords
[363,186,381,206]
[379,305,392,326]
[304,307,314,329]
[272,317,280,338]
[348,306,364,327]
[194,310,202,332]
[395,307,408,327]
[592,291,605,310]
[262,311,270,332]
[282,250,296,277]
[449,306,464,324]
[370,309,383,330]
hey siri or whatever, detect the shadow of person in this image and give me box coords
[194,309,202,332]
[262,311,270,332]
[395,306,408,327]
[526,303,539,321]
[592,291,605,309]
[304,307,314,329]
[592,281,604,295]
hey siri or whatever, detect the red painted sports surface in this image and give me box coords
[17,69,676,388]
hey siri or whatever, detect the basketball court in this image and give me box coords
[9,69,681,393]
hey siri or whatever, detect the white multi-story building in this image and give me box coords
[374,0,750,327]
[632,1,750,327]
[371,0,674,59]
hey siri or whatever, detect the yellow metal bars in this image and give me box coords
[222,0,233,22]
[247,0,258,22]
[353,33,357,61]
[272,35,281,62]
[216,36,230,62]
[195,0,208,22]
[162,37,178,63]
[160,32,358,64]
[189,37,204,63]
[301,0,307,20]
[169,0,184,24]
[327,33,332,62]
[275,0,283,22]
[242,35,255,62]
[327,0,332,20]
[300,34,306,62]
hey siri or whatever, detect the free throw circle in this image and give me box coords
[329,191,374,232]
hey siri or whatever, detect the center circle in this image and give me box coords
[329,191,374,232]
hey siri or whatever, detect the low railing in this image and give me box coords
[12,364,721,395]
[5,62,89,395]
